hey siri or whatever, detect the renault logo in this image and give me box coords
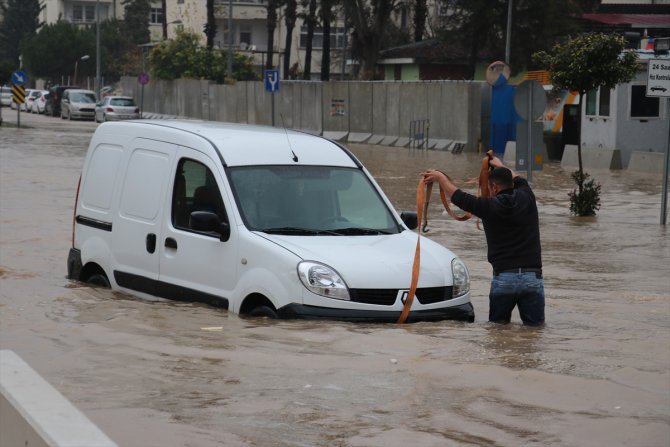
[400,290,410,305]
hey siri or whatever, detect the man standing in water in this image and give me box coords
[422,156,544,326]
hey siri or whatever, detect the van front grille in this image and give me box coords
[349,287,454,306]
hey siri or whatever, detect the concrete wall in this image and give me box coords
[121,77,485,152]
[1,350,117,447]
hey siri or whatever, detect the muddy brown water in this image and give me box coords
[1,113,669,447]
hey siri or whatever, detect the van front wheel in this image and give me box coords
[249,305,278,319]
[87,273,110,288]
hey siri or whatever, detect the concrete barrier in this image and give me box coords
[628,151,666,174]
[0,350,117,447]
[562,145,623,170]
[503,141,549,166]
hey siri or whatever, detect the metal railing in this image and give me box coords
[409,119,429,149]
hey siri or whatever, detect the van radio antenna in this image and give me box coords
[280,114,298,162]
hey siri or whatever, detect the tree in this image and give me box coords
[414,0,427,42]
[22,22,95,83]
[123,0,151,45]
[301,0,317,79]
[435,0,581,77]
[204,0,217,49]
[148,29,259,83]
[319,0,337,81]
[0,0,44,68]
[283,0,297,80]
[265,0,279,69]
[343,0,402,79]
[533,33,638,216]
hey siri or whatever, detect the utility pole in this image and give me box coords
[505,0,512,64]
[96,0,101,98]
[227,0,233,80]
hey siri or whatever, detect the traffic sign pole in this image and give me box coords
[662,98,669,225]
[646,59,670,225]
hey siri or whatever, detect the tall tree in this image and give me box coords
[435,0,582,76]
[22,22,95,83]
[414,0,427,42]
[343,0,401,79]
[283,0,297,79]
[204,0,217,49]
[0,0,44,68]
[534,33,638,216]
[319,0,336,81]
[122,0,151,45]
[265,0,279,69]
[302,0,317,79]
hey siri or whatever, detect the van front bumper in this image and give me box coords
[276,302,474,323]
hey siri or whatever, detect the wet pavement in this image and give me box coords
[1,111,669,446]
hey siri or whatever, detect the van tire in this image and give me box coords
[249,305,278,319]
[87,273,110,288]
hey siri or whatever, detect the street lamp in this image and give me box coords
[73,55,90,86]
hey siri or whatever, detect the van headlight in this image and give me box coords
[297,261,350,300]
[451,258,470,297]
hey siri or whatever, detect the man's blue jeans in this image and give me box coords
[489,271,545,326]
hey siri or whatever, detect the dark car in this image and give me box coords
[45,85,79,117]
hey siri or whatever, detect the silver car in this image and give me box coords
[95,96,140,122]
[61,89,97,121]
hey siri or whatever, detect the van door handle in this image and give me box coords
[165,237,178,250]
[146,233,156,253]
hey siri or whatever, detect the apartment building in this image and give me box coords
[39,0,165,41]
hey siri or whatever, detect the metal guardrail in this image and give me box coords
[409,119,429,149]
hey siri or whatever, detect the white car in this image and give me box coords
[94,96,140,122]
[21,89,41,112]
[67,121,474,322]
[31,90,49,114]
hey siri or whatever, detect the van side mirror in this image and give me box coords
[190,211,231,242]
[400,211,418,230]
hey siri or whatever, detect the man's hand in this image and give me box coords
[420,169,458,198]
[489,155,504,169]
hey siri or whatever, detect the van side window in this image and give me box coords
[172,158,227,232]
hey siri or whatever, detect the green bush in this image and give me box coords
[568,171,601,217]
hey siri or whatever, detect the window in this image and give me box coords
[150,8,164,25]
[300,26,346,49]
[239,24,252,45]
[72,4,96,22]
[585,89,597,116]
[630,84,660,118]
[585,87,611,117]
[172,159,227,232]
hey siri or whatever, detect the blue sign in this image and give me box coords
[264,69,280,93]
[11,69,28,86]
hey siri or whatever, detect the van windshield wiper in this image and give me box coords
[329,227,392,235]
[259,227,342,236]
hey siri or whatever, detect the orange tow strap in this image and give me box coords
[397,150,494,324]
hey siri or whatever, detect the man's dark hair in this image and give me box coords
[488,167,513,189]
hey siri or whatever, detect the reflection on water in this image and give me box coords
[1,123,669,447]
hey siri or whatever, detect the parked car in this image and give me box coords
[45,85,79,117]
[94,96,140,122]
[21,89,40,111]
[1,86,12,107]
[31,90,49,114]
[67,121,474,322]
[61,89,97,121]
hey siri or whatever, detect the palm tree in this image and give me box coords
[283,0,297,79]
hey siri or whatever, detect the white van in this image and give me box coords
[67,121,474,322]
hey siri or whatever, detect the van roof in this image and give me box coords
[105,120,361,168]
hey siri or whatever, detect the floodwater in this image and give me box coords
[1,113,669,447]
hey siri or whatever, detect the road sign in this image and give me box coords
[11,69,28,86]
[11,84,25,105]
[138,72,150,85]
[647,59,670,97]
[514,80,546,121]
[264,69,280,93]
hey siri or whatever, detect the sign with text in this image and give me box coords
[647,59,670,97]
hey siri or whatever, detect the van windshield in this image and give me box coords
[229,165,400,235]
